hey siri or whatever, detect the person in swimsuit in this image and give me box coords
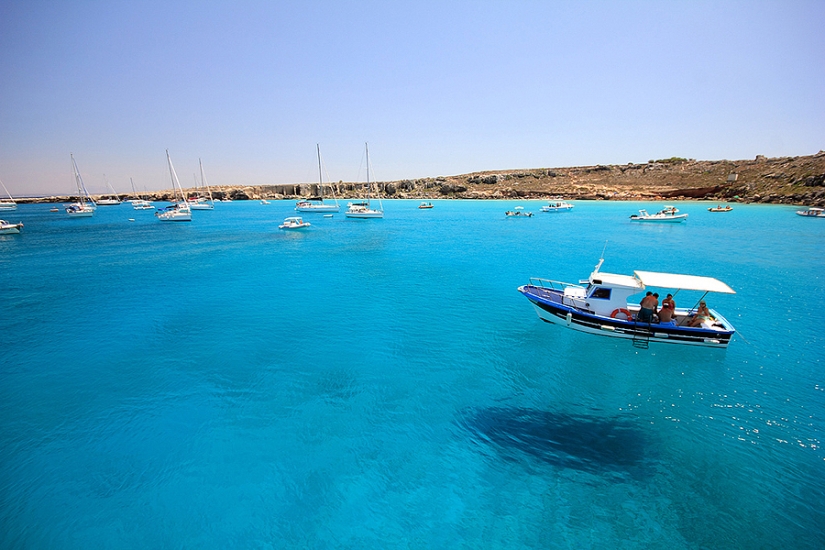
[657,302,676,326]
[638,292,658,323]
[689,301,712,327]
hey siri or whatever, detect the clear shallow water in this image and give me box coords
[1,200,823,549]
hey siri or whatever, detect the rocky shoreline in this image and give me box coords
[18,151,825,206]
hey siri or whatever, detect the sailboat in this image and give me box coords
[129,178,154,209]
[65,154,96,217]
[189,159,215,210]
[345,143,384,219]
[296,144,340,213]
[155,150,192,222]
[0,176,17,210]
[97,175,122,205]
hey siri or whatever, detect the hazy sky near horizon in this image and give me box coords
[1,0,823,196]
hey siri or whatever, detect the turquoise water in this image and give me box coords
[1,200,823,549]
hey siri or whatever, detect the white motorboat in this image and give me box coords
[540,198,574,212]
[518,257,737,348]
[261,199,270,205]
[796,206,824,218]
[188,159,215,210]
[630,205,687,223]
[279,216,311,230]
[0,219,23,234]
[65,154,96,217]
[296,144,341,213]
[345,143,383,219]
[155,151,192,222]
[418,202,434,209]
[708,205,733,212]
[0,177,17,210]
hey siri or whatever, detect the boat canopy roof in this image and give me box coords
[634,270,735,294]
[589,272,644,290]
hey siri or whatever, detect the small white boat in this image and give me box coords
[0,219,23,234]
[518,257,737,348]
[345,143,384,219]
[630,205,688,223]
[279,216,311,230]
[540,198,574,212]
[418,201,434,209]
[708,205,733,212]
[155,151,192,222]
[796,206,824,218]
[66,154,96,217]
[260,199,270,205]
[0,177,18,210]
[296,144,341,213]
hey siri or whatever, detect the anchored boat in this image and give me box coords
[518,258,736,348]
[630,205,687,223]
[540,198,574,212]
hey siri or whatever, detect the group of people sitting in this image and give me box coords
[637,292,712,327]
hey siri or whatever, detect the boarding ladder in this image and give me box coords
[632,320,651,349]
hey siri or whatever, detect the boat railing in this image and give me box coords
[528,277,580,291]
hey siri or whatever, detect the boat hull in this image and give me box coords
[189,203,214,210]
[345,210,383,218]
[630,215,688,223]
[0,222,22,234]
[66,207,94,217]
[296,204,340,213]
[519,285,734,348]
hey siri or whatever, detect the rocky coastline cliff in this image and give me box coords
[21,151,825,206]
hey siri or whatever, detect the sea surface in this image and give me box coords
[1,200,823,549]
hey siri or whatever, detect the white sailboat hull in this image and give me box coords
[0,202,17,210]
[345,209,383,218]
[296,203,340,212]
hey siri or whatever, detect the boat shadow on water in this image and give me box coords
[458,406,653,480]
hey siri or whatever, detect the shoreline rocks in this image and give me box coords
[17,151,825,206]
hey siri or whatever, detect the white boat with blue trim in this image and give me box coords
[518,257,736,348]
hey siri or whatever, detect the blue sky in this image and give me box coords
[1,0,823,196]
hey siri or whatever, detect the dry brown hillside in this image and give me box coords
[29,151,825,206]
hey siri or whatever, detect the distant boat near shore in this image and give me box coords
[65,154,95,217]
[796,206,824,218]
[155,151,192,222]
[0,177,17,210]
[630,205,687,223]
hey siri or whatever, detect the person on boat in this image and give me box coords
[638,292,658,323]
[662,293,675,310]
[657,302,676,326]
[689,301,713,327]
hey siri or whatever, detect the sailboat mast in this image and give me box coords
[71,154,86,206]
[365,142,371,204]
[166,150,183,203]
[316,144,323,199]
[199,158,214,203]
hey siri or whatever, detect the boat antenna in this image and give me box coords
[594,241,608,273]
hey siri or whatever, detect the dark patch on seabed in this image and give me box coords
[459,407,652,479]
